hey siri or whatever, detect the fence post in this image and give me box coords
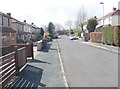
[14,46,19,76]
[31,43,34,60]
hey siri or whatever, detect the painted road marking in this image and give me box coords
[57,45,69,88]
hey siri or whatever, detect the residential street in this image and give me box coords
[8,35,118,88]
[57,35,118,87]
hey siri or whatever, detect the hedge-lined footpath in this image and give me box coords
[90,26,120,47]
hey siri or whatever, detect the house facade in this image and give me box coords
[0,12,16,47]
[112,10,120,26]
[11,19,26,43]
[11,19,34,43]
[0,12,42,45]
[23,20,32,41]
[96,8,120,30]
[30,23,40,41]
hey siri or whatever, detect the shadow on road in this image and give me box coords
[9,65,46,88]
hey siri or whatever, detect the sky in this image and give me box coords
[0,0,119,28]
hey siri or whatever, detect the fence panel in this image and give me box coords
[0,52,16,88]
[13,44,33,58]
[0,44,32,88]
[17,47,27,70]
[1,44,33,59]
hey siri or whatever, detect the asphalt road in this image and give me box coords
[57,35,118,87]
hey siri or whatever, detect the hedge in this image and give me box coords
[90,32,102,43]
[102,26,120,46]
[102,26,114,45]
[113,26,120,46]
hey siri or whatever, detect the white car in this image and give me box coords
[69,34,79,40]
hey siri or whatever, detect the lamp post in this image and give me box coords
[100,2,104,26]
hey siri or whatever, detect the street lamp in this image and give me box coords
[100,2,104,26]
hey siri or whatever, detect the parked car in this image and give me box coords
[53,33,59,39]
[69,34,79,40]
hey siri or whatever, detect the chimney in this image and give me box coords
[31,23,34,25]
[24,20,26,23]
[113,7,116,11]
[7,13,11,17]
[94,16,97,19]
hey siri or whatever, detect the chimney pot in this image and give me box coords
[113,7,116,11]
[7,13,11,17]
[24,20,26,23]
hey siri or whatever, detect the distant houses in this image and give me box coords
[0,12,41,47]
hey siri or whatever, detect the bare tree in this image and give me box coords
[54,23,63,31]
[65,20,72,30]
[75,5,87,31]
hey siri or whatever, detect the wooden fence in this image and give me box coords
[0,52,16,88]
[0,44,34,88]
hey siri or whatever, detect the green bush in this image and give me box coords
[102,26,120,46]
[102,26,114,45]
[107,26,114,45]
[113,26,120,46]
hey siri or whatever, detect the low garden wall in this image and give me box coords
[90,32,102,43]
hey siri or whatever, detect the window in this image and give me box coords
[11,34,15,41]
[3,16,9,26]
[8,19,10,26]
[2,33,10,42]
[2,33,10,46]
[0,15,2,25]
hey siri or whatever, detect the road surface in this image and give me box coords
[57,35,118,87]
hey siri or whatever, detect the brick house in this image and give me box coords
[0,12,16,47]
[11,18,32,43]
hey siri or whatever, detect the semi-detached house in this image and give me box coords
[0,12,16,47]
[96,8,120,31]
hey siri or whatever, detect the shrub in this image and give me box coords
[113,26,120,46]
[102,26,120,46]
[90,32,102,43]
[106,26,114,45]
[102,26,114,45]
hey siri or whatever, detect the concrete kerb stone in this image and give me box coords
[79,39,120,54]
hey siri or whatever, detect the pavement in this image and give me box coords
[79,38,120,54]
[8,40,65,88]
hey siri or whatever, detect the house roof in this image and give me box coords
[112,9,120,16]
[1,12,12,19]
[1,26,16,33]
[11,19,25,25]
[98,9,120,21]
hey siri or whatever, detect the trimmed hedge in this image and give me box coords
[90,32,102,43]
[113,26,120,46]
[102,26,114,45]
[102,26,120,46]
